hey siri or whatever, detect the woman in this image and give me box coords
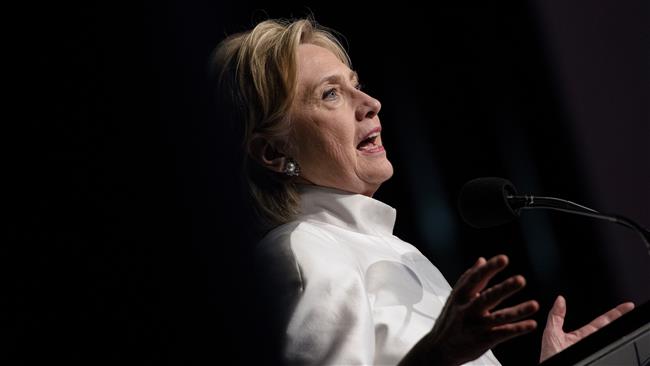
[212,18,633,365]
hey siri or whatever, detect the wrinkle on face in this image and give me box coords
[288,43,393,195]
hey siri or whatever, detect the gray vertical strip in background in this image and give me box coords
[494,101,561,287]
[387,77,460,269]
[531,0,650,301]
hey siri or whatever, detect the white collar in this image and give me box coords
[297,185,396,237]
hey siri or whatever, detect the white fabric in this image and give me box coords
[255,185,501,366]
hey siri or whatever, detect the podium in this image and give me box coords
[541,300,650,365]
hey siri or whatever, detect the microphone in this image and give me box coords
[457,177,650,256]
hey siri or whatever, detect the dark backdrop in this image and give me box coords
[10,1,648,365]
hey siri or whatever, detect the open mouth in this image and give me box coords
[356,131,383,152]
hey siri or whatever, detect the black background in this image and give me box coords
[10,1,649,365]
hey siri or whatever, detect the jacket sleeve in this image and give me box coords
[255,225,376,365]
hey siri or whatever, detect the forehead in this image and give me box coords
[296,44,351,85]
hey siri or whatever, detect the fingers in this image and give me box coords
[615,302,635,315]
[546,295,567,331]
[455,257,486,288]
[456,255,509,302]
[484,300,540,327]
[574,301,635,338]
[471,275,527,312]
[489,319,538,345]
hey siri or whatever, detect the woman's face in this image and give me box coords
[288,44,393,196]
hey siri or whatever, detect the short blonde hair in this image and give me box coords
[211,18,351,230]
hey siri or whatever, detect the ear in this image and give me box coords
[249,135,288,174]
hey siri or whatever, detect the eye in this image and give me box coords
[322,88,338,100]
[355,83,363,91]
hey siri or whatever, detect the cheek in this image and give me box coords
[307,130,353,167]
[288,110,360,182]
[295,117,354,159]
[319,126,357,164]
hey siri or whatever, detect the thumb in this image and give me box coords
[547,295,567,330]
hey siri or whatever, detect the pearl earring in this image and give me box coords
[283,158,301,177]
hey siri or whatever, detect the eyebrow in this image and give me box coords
[306,70,359,98]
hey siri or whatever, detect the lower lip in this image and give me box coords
[358,145,385,155]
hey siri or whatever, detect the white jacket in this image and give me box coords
[256,185,501,366]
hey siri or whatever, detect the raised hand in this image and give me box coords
[401,255,539,366]
[539,295,635,363]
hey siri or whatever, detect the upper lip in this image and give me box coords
[357,126,382,146]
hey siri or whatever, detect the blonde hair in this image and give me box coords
[211,18,351,230]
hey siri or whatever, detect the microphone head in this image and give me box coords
[458,177,519,228]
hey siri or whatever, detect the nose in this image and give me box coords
[355,91,382,121]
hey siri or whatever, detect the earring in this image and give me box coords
[283,158,301,177]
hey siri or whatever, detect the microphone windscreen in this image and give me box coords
[458,177,519,228]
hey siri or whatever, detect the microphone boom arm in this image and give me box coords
[508,195,650,257]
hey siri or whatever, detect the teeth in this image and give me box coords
[357,130,381,149]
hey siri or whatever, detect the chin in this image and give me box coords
[375,158,394,182]
[361,160,394,196]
